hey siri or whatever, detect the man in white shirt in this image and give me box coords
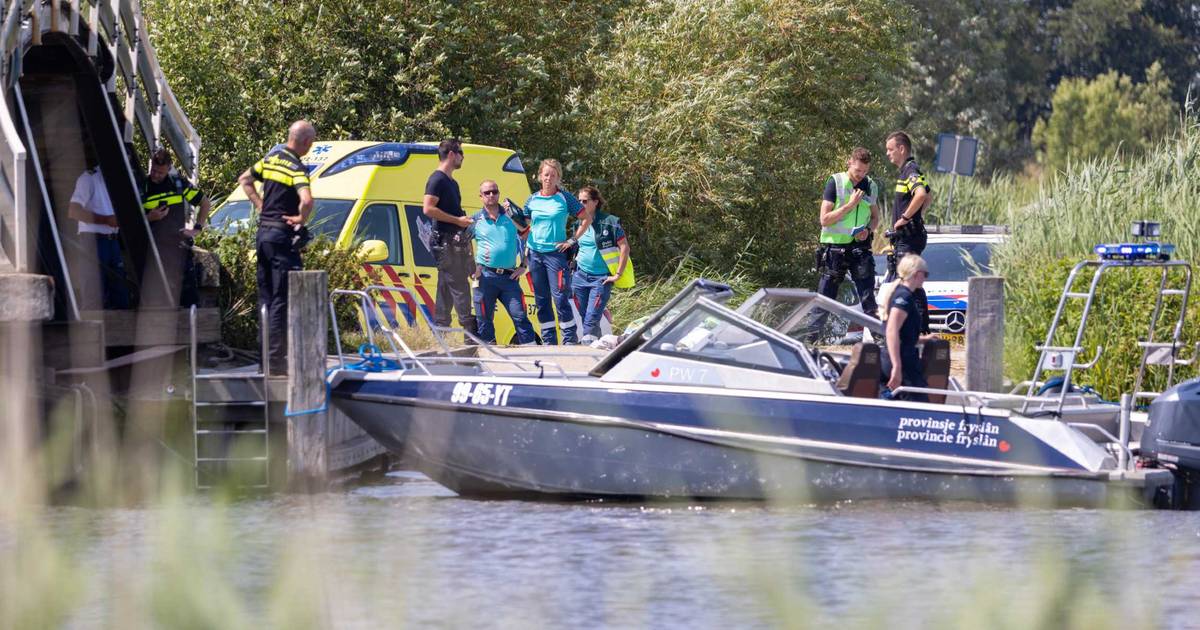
[68,161,129,309]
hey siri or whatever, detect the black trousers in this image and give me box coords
[884,227,927,282]
[434,240,478,332]
[816,243,878,317]
[881,346,929,402]
[256,227,302,372]
[153,233,200,307]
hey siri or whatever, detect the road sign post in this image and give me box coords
[934,134,979,223]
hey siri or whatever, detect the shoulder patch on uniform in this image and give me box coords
[894,297,908,306]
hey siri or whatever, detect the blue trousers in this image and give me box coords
[527,249,577,344]
[476,269,537,344]
[88,234,130,309]
[571,269,612,339]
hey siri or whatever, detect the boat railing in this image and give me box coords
[892,384,1117,414]
[329,285,576,379]
[330,288,432,375]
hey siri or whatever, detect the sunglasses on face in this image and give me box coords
[481,189,499,195]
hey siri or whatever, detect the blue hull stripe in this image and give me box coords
[335,379,1087,471]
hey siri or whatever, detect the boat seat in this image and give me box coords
[920,338,952,403]
[836,342,880,398]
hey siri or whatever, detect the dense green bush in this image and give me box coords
[143,0,631,193]
[995,117,1200,397]
[1004,257,1198,401]
[1032,63,1176,173]
[575,0,909,287]
[145,0,908,290]
[194,226,367,351]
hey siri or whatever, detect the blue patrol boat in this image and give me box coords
[328,228,1200,507]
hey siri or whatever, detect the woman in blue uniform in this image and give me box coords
[878,254,934,402]
[572,186,630,344]
[520,159,591,344]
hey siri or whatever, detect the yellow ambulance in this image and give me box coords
[212,141,576,344]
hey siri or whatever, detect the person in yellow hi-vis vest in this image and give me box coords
[817,146,880,318]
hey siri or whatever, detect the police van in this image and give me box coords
[874,224,1008,334]
[212,141,606,344]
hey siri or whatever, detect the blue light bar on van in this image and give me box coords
[320,143,437,178]
[1094,242,1175,261]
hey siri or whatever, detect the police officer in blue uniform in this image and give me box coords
[143,148,210,307]
[471,180,536,345]
[884,131,932,333]
[884,131,931,282]
[237,120,316,375]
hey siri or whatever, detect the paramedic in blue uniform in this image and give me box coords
[519,158,591,344]
[572,185,629,344]
[237,120,316,375]
[423,138,478,336]
[817,146,880,317]
[471,180,536,345]
[143,147,210,307]
[884,131,931,282]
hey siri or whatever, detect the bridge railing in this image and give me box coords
[0,0,201,273]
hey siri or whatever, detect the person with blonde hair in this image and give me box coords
[879,254,936,401]
[516,158,591,344]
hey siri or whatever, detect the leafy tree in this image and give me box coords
[1031,62,1175,172]
[893,0,1198,175]
[576,0,910,285]
[142,0,632,194]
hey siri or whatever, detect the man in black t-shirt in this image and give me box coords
[237,120,316,375]
[143,148,210,307]
[422,138,477,335]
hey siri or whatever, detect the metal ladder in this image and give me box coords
[1022,257,1193,416]
[190,306,271,490]
[1130,263,1196,404]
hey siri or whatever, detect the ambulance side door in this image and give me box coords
[352,202,412,326]
[402,203,439,323]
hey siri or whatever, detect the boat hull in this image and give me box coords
[333,379,1172,508]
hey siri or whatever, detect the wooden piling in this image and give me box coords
[966,276,1005,393]
[286,270,328,491]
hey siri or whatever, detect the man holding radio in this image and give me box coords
[816,146,880,318]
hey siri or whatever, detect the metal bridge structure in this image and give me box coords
[0,0,200,317]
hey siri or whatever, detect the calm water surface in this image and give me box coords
[36,471,1200,628]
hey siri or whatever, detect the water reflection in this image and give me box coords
[17,472,1200,628]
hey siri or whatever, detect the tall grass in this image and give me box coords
[606,254,759,331]
[989,116,1200,396]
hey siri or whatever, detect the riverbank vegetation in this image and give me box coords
[142,0,1199,389]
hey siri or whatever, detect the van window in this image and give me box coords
[210,200,253,233]
[308,199,356,241]
[354,203,403,265]
[404,204,438,268]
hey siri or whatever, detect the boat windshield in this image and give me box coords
[641,299,815,377]
[737,289,884,351]
[588,279,736,376]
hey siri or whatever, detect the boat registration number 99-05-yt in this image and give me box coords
[450,382,514,406]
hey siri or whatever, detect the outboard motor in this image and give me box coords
[1144,378,1200,509]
